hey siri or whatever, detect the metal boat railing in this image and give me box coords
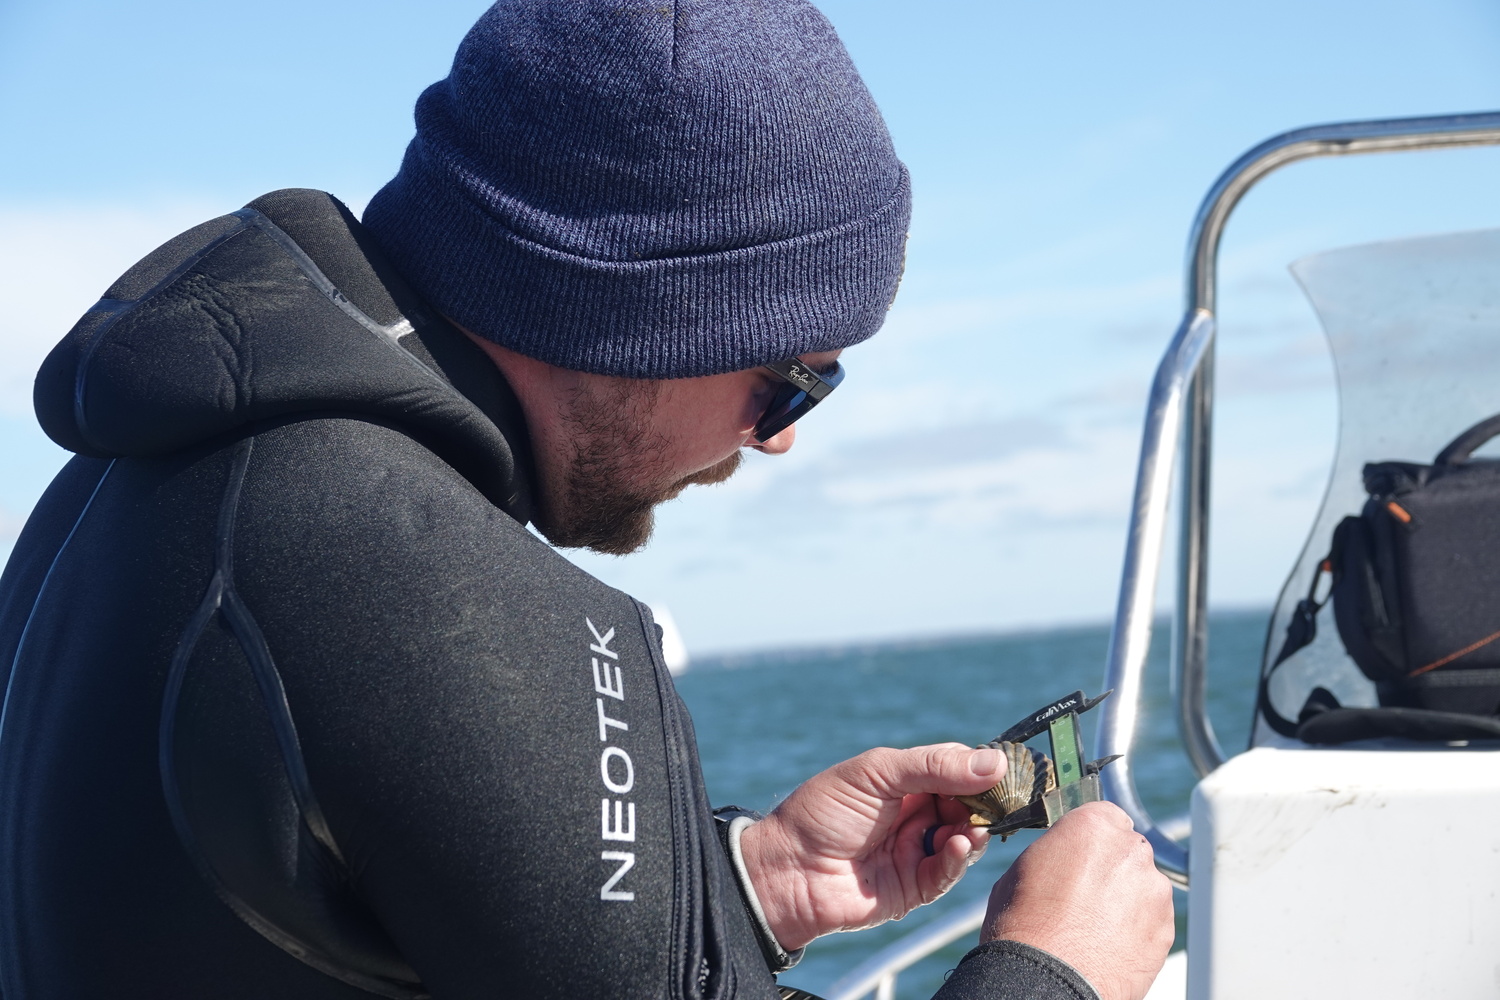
[817,111,1500,999]
[825,899,988,1000]
[1097,111,1500,887]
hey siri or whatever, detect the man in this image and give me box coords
[0,2,1171,998]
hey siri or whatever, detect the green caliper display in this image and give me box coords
[1040,694,1115,825]
[1048,711,1083,785]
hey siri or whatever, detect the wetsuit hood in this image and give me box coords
[33,189,536,523]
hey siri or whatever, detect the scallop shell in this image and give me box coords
[955,741,1056,827]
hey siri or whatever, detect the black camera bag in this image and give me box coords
[1266,413,1500,739]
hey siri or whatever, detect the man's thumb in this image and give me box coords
[840,743,1008,799]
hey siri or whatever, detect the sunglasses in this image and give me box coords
[753,358,846,442]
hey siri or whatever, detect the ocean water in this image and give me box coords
[676,609,1270,999]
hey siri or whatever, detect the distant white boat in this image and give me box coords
[648,603,690,675]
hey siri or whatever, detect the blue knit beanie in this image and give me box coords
[363,0,910,379]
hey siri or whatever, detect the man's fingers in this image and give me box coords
[966,827,990,865]
[918,820,989,859]
[834,744,1009,801]
[918,829,975,903]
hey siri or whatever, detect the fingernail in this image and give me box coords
[970,748,1001,775]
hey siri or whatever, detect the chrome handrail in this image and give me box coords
[1096,111,1500,887]
[1097,308,1214,886]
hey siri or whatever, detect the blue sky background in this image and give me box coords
[3,0,1500,653]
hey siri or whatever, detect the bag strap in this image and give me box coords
[1259,558,1335,737]
[1271,558,1333,668]
[1434,412,1500,465]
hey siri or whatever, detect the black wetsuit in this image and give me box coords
[0,190,1098,1000]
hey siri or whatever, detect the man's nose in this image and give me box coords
[746,424,796,455]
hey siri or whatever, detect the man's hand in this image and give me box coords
[982,801,1174,1000]
[737,743,1003,951]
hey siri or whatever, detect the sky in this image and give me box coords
[3,0,1500,655]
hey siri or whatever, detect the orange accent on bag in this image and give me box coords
[1385,501,1412,524]
[1408,628,1500,678]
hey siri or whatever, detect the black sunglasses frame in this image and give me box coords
[753,358,845,442]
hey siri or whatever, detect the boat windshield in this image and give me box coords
[1254,227,1500,746]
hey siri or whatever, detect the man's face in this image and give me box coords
[540,350,842,554]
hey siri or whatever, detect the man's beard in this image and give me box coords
[535,377,743,555]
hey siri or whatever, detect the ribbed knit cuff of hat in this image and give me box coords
[364,156,909,380]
